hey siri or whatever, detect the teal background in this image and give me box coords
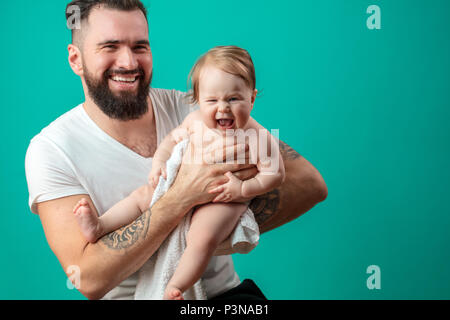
[1,0,449,299]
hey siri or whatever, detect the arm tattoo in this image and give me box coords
[249,188,281,226]
[249,140,301,227]
[100,208,151,251]
[249,141,298,227]
[279,140,301,160]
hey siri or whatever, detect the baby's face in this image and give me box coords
[198,65,256,132]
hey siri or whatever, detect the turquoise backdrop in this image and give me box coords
[1,0,449,299]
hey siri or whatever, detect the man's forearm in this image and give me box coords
[250,141,327,234]
[79,186,192,299]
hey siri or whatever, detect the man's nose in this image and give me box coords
[116,47,138,70]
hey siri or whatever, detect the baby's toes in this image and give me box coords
[73,201,82,214]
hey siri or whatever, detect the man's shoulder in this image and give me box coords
[246,116,266,131]
[150,88,189,107]
[28,104,85,150]
[150,88,198,123]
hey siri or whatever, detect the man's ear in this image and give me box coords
[68,44,83,76]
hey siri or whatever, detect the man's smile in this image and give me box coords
[109,74,141,90]
[110,75,139,83]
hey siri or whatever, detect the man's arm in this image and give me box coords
[37,184,191,300]
[249,140,327,234]
[37,141,255,300]
[213,140,326,255]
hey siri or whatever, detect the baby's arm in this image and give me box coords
[241,149,285,198]
[209,128,285,202]
[153,127,188,163]
[149,130,183,186]
[148,111,198,186]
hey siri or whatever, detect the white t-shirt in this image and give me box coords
[25,88,240,299]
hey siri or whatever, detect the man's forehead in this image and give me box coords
[86,7,149,42]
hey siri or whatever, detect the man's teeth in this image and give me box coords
[111,76,137,82]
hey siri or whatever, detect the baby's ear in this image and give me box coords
[251,89,258,108]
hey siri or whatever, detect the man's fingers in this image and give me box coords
[233,166,258,181]
[209,186,224,194]
[205,142,248,164]
[214,163,255,175]
[221,143,249,163]
[224,171,237,182]
[187,137,250,165]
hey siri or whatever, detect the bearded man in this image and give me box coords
[25,0,327,300]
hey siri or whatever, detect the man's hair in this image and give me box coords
[66,0,148,45]
[187,45,256,104]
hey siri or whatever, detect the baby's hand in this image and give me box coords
[208,172,243,203]
[148,160,167,188]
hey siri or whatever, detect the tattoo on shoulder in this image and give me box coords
[279,140,301,160]
[100,208,151,251]
[249,189,281,226]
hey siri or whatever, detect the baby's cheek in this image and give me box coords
[200,110,217,128]
[235,110,251,127]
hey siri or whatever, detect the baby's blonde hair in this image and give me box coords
[187,45,256,104]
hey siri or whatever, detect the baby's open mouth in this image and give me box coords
[217,119,235,129]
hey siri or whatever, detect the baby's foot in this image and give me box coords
[163,286,184,300]
[73,198,102,243]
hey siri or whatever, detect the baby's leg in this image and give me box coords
[164,202,247,300]
[73,185,153,243]
[73,198,103,243]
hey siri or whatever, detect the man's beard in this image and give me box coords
[84,65,152,121]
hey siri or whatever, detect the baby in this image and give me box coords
[73,45,285,300]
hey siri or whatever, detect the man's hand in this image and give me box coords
[170,138,257,208]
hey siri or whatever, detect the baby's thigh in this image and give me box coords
[187,203,247,247]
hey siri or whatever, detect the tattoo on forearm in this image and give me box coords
[248,141,297,229]
[249,189,281,226]
[100,208,151,250]
[279,140,301,160]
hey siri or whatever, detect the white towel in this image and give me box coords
[134,139,260,300]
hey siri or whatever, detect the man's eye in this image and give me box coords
[134,46,148,51]
[104,45,117,49]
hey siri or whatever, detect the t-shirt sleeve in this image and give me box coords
[25,136,87,214]
[171,89,199,123]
